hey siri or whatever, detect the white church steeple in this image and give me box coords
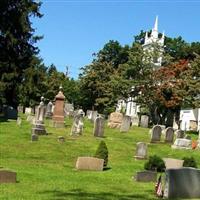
[143,16,165,67]
[151,15,158,39]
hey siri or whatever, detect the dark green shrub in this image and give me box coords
[94,140,108,167]
[183,156,197,168]
[144,155,165,172]
[185,130,199,135]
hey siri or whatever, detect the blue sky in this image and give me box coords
[32,0,200,79]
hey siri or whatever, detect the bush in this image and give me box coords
[185,130,199,135]
[94,140,108,167]
[144,155,165,172]
[183,156,197,168]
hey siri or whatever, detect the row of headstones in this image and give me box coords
[19,102,74,118]
[150,125,184,143]
[150,125,200,149]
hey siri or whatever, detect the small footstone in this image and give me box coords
[0,170,17,183]
[31,134,38,141]
[58,136,65,142]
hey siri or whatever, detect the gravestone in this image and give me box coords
[52,87,65,128]
[134,171,157,182]
[150,125,162,143]
[32,97,46,135]
[140,115,149,128]
[57,136,65,142]
[86,110,91,118]
[0,170,17,183]
[4,106,18,120]
[132,116,139,126]
[198,134,200,149]
[164,168,200,199]
[26,115,35,124]
[25,107,31,115]
[17,106,23,113]
[75,157,104,171]
[120,115,131,132]
[134,142,148,159]
[64,103,74,117]
[93,116,104,137]
[175,129,184,139]
[71,109,84,135]
[45,101,53,118]
[16,117,22,126]
[31,134,38,141]
[90,111,98,123]
[164,127,174,143]
[107,112,123,129]
[171,138,192,149]
[163,158,184,169]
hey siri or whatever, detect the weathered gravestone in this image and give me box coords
[107,112,123,129]
[31,133,38,141]
[0,170,17,184]
[17,106,23,113]
[75,157,104,171]
[52,87,65,128]
[4,106,18,120]
[134,142,148,159]
[93,116,104,137]
[134,171,157,182]
[86,110,92,119]
[164,127,174,143]
[175,129,184,139]
[90,111,98,123]
[25,107,31,115]
[171,138,192,149]
[150,125,162,143]
[26,115,35,124]
[32,97,46,135]
[120,115,131,132]
[164,168,200,199]
[16,117,22,126]
[64,103,74,117]
[45,101,53,118]
[140,115,149,128]
[163,158,184,169]
[57,136,65,142]
[132,116,139,126]
[71,109,84,135]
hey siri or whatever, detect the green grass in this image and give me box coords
[0,114,199,200]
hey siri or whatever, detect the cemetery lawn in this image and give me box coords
[0,115,200,200]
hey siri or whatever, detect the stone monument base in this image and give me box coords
[134,155,147,160]
[52,121,65,128]
[32,122,46,135]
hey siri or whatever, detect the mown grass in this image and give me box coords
[0,114,199,200]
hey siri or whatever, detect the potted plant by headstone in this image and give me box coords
[144,155,166,172]
[94,140,108,168]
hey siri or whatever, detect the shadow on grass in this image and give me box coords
[40,189,155,200]
[103,167,112,171]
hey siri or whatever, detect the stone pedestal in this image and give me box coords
[52,87,65,127]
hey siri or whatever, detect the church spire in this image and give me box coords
[153,15,158,32]
[151,16,158,39]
